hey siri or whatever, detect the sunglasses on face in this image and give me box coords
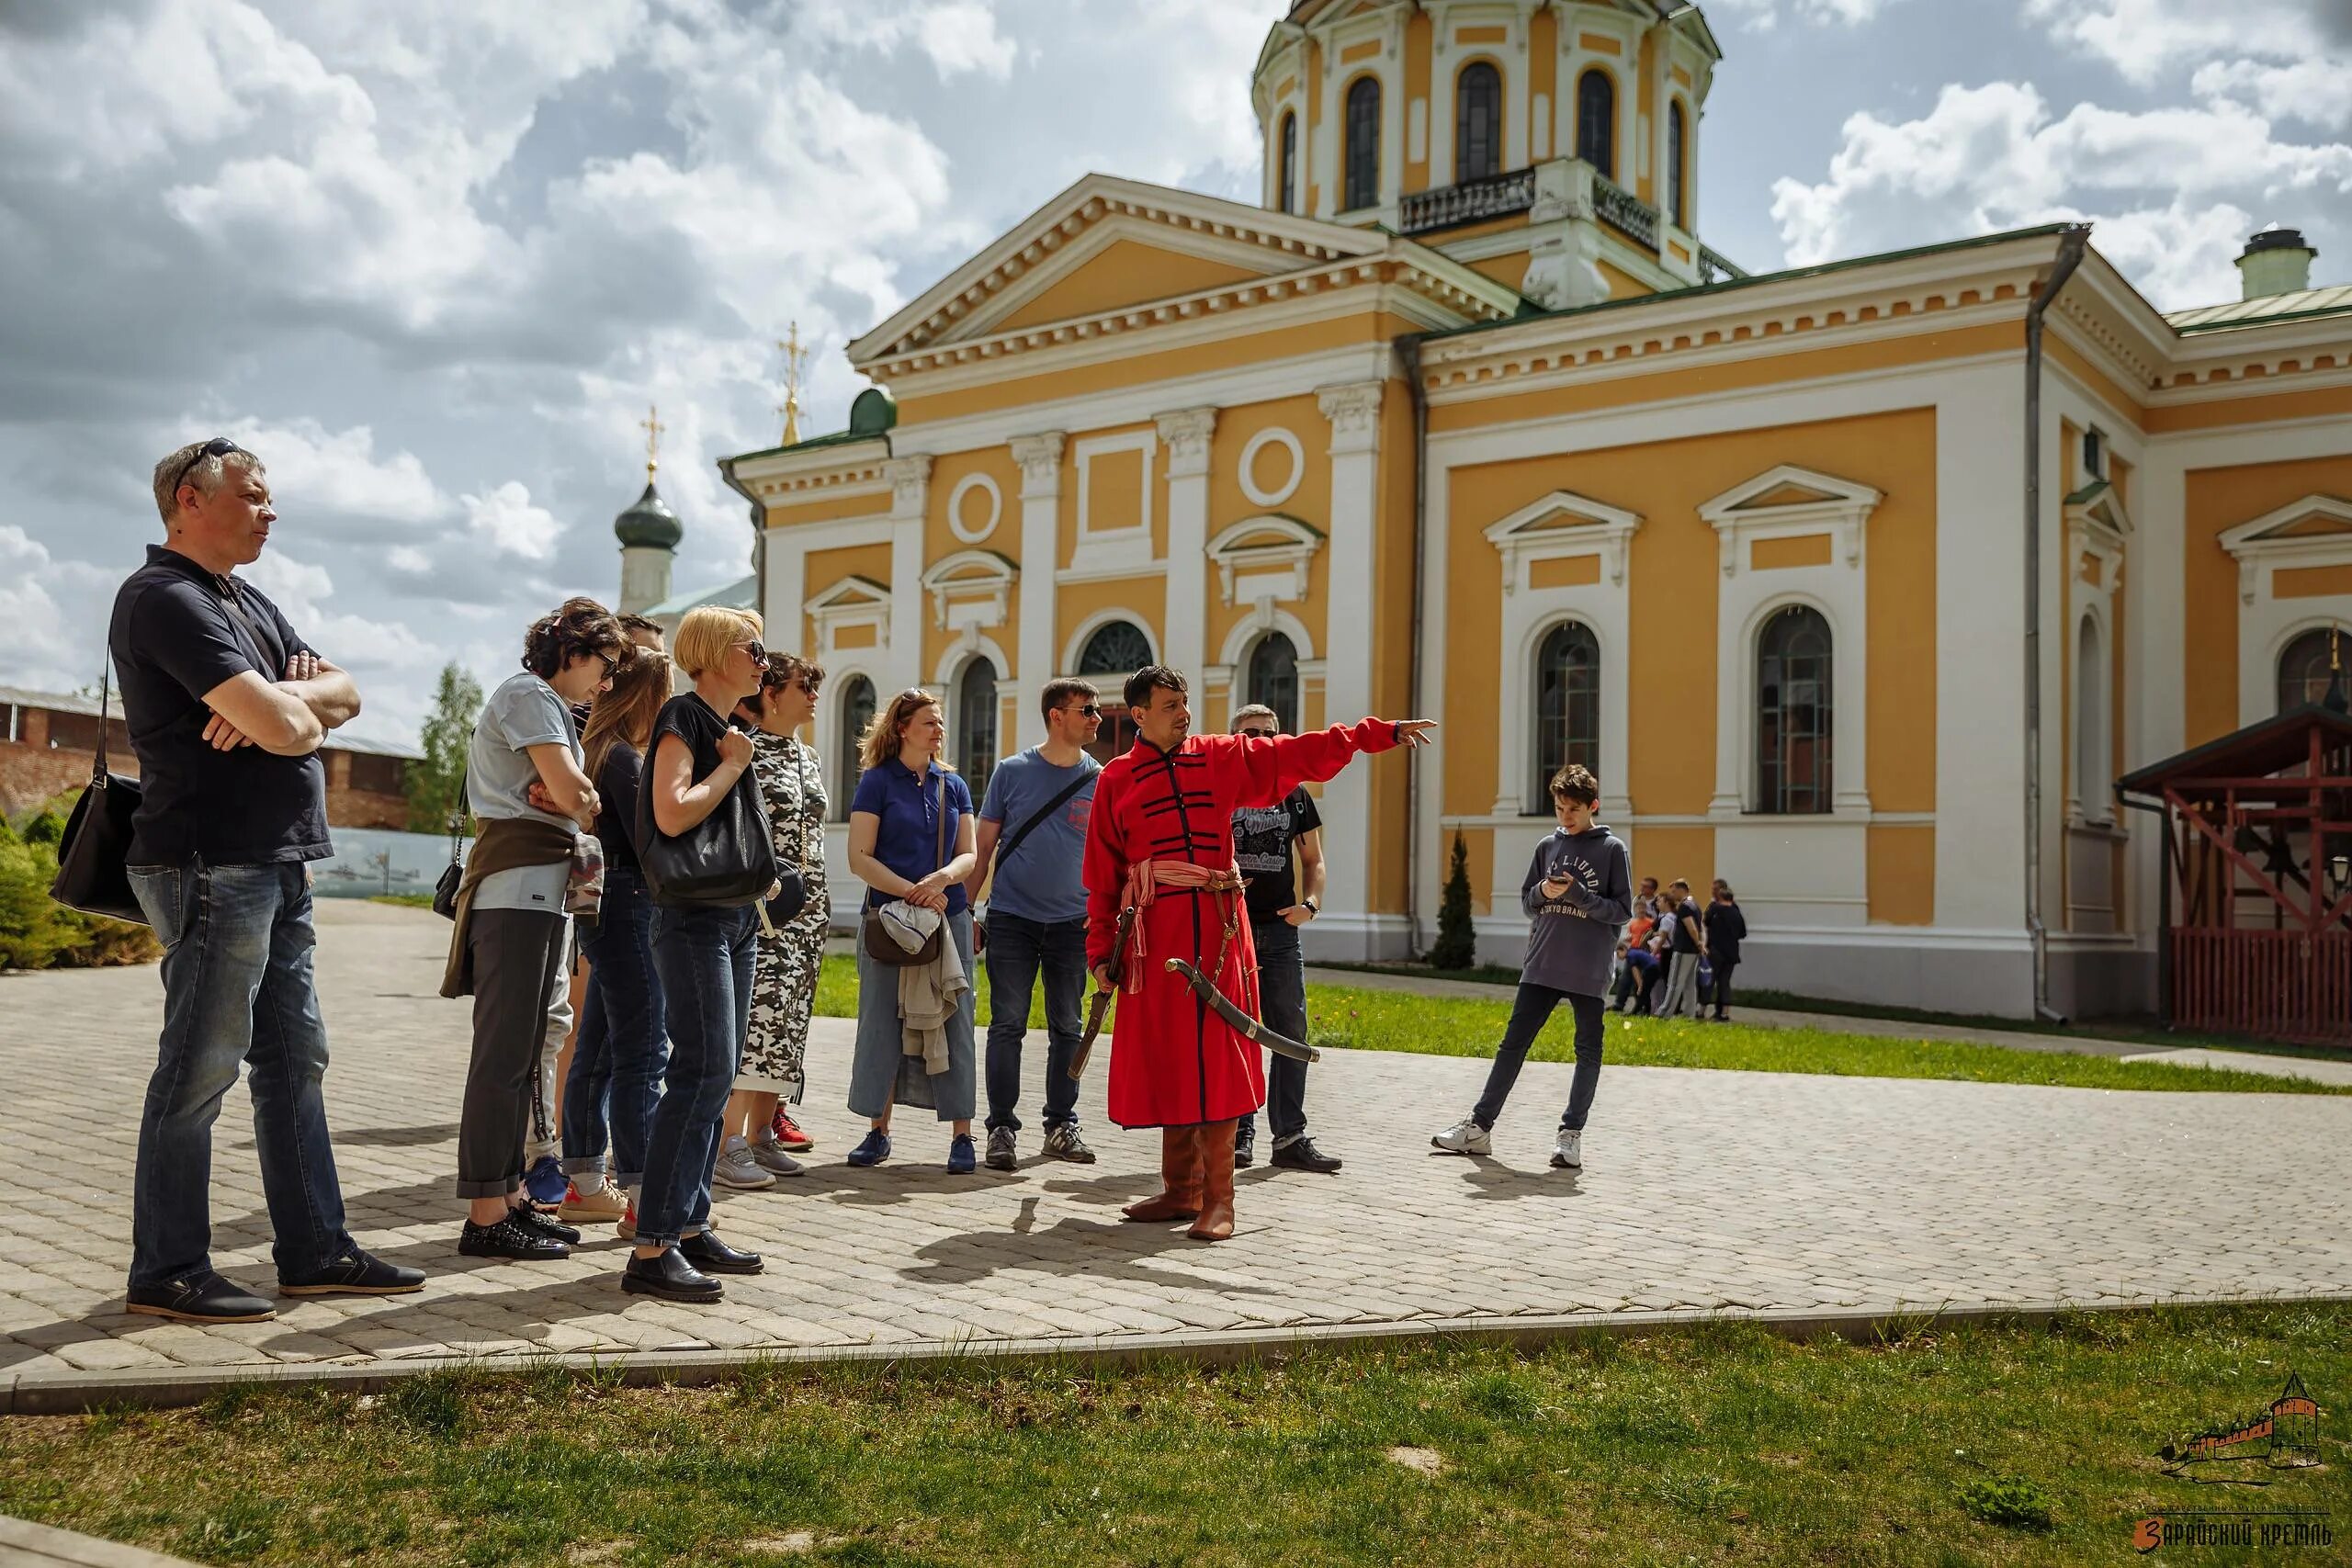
[1239,728,1276,739]
[736,639,767,664]
[170,436,243,498]
[1066,703,1102,719]
[597,653,619,679]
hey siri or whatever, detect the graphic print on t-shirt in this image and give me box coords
[1231,787,1320,922]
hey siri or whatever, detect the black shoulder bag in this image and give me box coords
[49,663,148,926]
[636,717,781,908]
[431,765,469,920]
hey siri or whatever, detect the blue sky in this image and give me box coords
[1,0,2345,743]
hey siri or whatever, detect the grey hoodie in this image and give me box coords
[1518,823,1634,998]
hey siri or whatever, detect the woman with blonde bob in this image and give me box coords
[625,605,775,1303]
[843,688,980,1171]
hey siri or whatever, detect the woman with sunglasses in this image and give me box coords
[444,597,624,1261]
[627,606,775,1303]
[713,652,830,1189]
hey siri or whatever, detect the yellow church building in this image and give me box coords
[712,0,2352,1021]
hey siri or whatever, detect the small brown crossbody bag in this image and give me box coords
[860,777,949,967]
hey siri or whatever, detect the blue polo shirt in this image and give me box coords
[849,758,973,914]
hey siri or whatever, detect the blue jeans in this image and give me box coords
[982,912,1086,1133]
[125,859,355,1289]
[1238,917,1310,1145]
[639,903,756,1247]
[1472,983,1605,1133]
[563,868,667,1190]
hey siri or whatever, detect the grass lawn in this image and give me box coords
[1,1304,2345,1565]
[812,957,2346,1097]
[368,894,438,909]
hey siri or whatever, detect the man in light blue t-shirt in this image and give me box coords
[964,679,1102,1169]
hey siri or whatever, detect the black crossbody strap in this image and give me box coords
[992,767,1093,871]
[91,662,113,786]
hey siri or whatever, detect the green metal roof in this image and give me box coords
[2166,283,2352,334]
[645,573,757,618]
[613,480,682,550]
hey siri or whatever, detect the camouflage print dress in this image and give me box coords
[739,732,829,1100]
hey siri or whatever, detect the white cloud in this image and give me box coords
[387,545,433,574]
[1707,0,1900,27]
[2022,0,2335,88]
[2194,58,2352,133]
[199,417,448,525]
[462,481,563,560]
[1770,80,2352,308]
[798,0,1018,80]
[0,525,114,694]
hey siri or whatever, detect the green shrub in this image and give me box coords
[1429,831,1477,970]
[0,795,162,970]
[1957,1473,2053,1530]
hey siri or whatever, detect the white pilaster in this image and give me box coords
[1155,407,1217,682]
[884,456,931,696]
[1316,379,1386,956]
[1009,432,1066,747]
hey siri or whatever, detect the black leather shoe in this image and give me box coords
[459,1215,570,1261]
[622,1247,722,1303]
[679,1229,764,1276]
[1233,1121,1257,1168]
[279,1248,426,1296]
[127,1272,276,1324]
[1271,1136,1343,1174]
[509,1205,582,1246]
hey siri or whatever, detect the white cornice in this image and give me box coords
[726,442,890,497]
[2219,493,2352,604]
[1700,464,1881,577]
[1483,490,1643,592]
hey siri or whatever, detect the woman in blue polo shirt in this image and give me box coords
[842,687,979,1171]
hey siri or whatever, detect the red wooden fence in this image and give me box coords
[2169,928,2352,1044]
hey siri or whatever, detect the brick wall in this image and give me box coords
[2,738,410,829]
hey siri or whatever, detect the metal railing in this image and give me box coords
[1592,175,1657,248]
[1698,244,1748,284]
[1398,167,1536,235]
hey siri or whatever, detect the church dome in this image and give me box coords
[614,480,681,551]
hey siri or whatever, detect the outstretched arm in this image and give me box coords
[1229,716,1436,807]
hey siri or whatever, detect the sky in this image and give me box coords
[2,0,2346,748]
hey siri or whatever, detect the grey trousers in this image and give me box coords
[456,908,571,1199]
[1658,950,1705,1020]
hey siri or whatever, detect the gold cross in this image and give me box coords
[775,323,808,446]
[640,403,664,477]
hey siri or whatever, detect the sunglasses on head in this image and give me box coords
[170,436,244,498]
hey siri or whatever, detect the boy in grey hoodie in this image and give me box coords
[1430,762,1631,1169]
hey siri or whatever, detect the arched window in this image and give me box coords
[2278,627,2340,712]
[1756,606,1832,815]
[1455,62,1502,182]
[956,658,999,804]
[1078,619,1152,677]
[1343,75,1381,211]
[1667,100,1688,226]
[1279,111,1298,214]
[1575,69,1614,179]
[1532,621,1600,812]
[835,674,876,819]
[1246,632,1300,735]
[2075,616,2105,814]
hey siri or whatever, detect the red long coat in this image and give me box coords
[1082,718,1402,1128]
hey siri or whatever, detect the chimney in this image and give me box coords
[2236,227,2316,300]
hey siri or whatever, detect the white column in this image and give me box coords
[1009,433,1066,749]
[764,528,805,667]
[1155,407,1217,682]
[1316,380,1386,959]
[884,457,931,695]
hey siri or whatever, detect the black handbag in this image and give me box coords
[636,719,779,908]
[763,868,808,928]
[49,665,148,927]
[432,767,469,920]
[861,775,950,967]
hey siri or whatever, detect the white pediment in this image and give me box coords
[1700,464,1881,576]
[919,550,1018,632]
[1482,491,1642,594]
[2220,493,2352,604]
[803,575,890,615]
[1207,514,1324,606]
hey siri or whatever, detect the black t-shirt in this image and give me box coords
[1232,787,1322,923]
[1670,897,1704,954]
[109,545,330,866]
[1705,900,1746,962]
[593,741,644,875]
[645,693,768,902]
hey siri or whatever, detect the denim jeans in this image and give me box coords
[981,912,1086,1133]
[639,903,756,1247]
[125,859,356,1289]
[1471,983,1604,1133]
[563,868,667,1190]
[1238,917,1310,1145]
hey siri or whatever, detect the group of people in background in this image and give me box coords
[1609,875,1745,1022]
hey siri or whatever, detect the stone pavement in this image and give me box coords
[2,900,2348,1406]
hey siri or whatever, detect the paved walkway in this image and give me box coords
[1,901,2347,1407]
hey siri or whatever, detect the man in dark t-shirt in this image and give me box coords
[1228,705,1341,1174]
[107,439,422,1325]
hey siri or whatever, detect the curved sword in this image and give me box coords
[1164,957,1320,1064]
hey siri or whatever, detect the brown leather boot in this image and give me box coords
[1188,1120,1237,1241]
[1122,1127,1203,1222]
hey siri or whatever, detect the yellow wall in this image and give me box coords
[801,542,894,665]
[1867,825,1935,924]
[2149,380,2352,434]
[1204,394,1332,666]
[1635,827,1713,906]
[1403,10,1432,196]
[1057,576,1165,674]
[1529,7,1558,161]
[1058,422,1168,570]
[1599,261,1651,300]
[993,240,1265,332]
[921,446,1023,682]
[1305,37,1324,218]
[763,490,891,527]
[2183,452,2352,744]
[1634,29,1656,205]
[1467,250,1534,293]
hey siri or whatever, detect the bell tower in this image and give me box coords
[614,403,682,615]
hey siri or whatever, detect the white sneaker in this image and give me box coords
[1430,1115,1492,1156]
[712,1135,776,1190]
[1551,1128,1583,1169]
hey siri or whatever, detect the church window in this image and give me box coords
[1576,69,1614,179]
[1279,111,1298,213]
[1456,62,1502,182]
[1757,605,1832,815]
[1343,76,1382,211]
[1532,621,1600,812]
[1667,100,1688,226]
[1078,619,1152,678]
[956,658,999,805]
[1246,632,1300,735]
[835,674,876,819]
[2278,627,2340,712]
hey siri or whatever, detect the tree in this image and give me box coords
[1429,831,1477,970]
[406,662,483,834]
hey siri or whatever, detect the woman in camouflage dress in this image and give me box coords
[711,654,830,1189]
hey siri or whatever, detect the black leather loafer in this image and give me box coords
[1271,1137,1344,1174]
[459,1215,570,1261]
[279,1248,427,1296]
[679,1229,764,1276]
[127,1272,276,1324]
[622,1247,722,1303]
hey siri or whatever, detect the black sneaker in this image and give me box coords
[622,1247,722,1303]
[1041,1123,1096,1163]
[1270,1136,1343,1174]
[509,1205,582,1246]
[459,1214,570,1261]
[278,1248,426,1297]
[126,1272,276,1324]
[678,1229,764,1276]
[1233,1120,1257,1168]
[984,1126,1018,1171]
